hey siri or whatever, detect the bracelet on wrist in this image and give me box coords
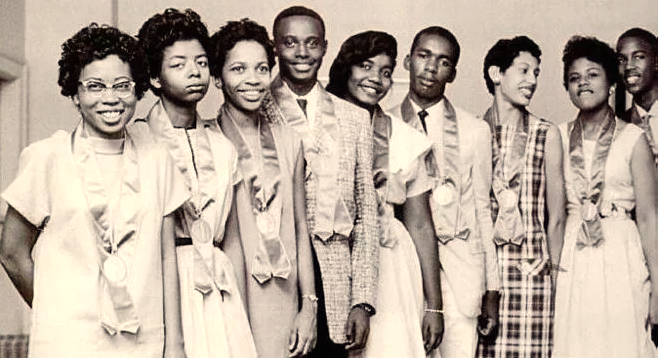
[424,308,444,314]
[352,303,376,316]
[302,294,318,303]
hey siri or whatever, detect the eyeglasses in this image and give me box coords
[78,80,136,99]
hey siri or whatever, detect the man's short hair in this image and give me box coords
[483,36,542,94]
[409,26,460,65]
[618,27,658,54]
[272,6,325,39]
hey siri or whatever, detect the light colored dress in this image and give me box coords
[357,108,434,358]
[144,101,257,358]
[1,121,188,358]
[554,119,657,358]
[218,107,304,358]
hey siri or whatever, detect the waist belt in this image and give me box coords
[175,237,221,248]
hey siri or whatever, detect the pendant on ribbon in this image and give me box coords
[484,107,528,246]
[568,109,616,249]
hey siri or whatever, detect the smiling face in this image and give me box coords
[216,40,270,113]
[73,54,136,139]
[617,36,658,96]
[567,57,611,112]
[152,39,210,105]
[344,53,394,108]
[404,33,457,108]
[497,51,540,107]
[274,15,327,93]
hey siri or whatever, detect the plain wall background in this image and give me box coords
[0,0,656,334]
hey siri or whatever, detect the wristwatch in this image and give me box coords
[352,303,376,316]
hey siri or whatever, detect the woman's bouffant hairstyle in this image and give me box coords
[137,8,211,94]
[58,23,149,99]
[562,35,619,90]
[209,18,275,78]
[483,36,542,95]
[326,31,397,99]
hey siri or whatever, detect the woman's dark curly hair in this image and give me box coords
[483,36,542,95]
[326,31,397,99]
[58,23,149,99]
[137,8,211,94]
[562,35,619,90]
[209,18,275,78]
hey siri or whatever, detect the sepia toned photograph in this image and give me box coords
[0,0,656,357]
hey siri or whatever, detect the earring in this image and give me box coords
[609,87,615,96]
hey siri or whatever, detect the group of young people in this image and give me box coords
[0,4,657,358]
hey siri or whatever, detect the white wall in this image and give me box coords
[0,0,29,335]
[21,0,658,143]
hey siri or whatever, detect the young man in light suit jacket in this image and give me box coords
[267,6,379,358]
[617,28,658,166]
[389,26,502,358]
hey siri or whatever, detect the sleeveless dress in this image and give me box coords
[554,119,657,358]
[356,108,434,358]
[1,121,189,358]
[477,114,554,357]
[218,108,304,358]
[144,101,257,358]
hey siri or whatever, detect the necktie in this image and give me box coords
[297,98,308,117]
[418,109,429,134]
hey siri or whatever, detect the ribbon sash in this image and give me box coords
[71,122,141,335]
[568,109,616,249]
[371,106,397,248]
[269,77,354,240]
[483,107,528,246]
[147,101,235,295]
[218,105,291,284]
[630,106,658,166]
[402,97,467,243]
[146,101,217,217]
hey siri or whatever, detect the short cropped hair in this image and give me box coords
[272,6,326,40]
[326,31,397,98]
[410,26,461,65]
[209,18,275,78]
[618,27,658,54]
[483,36,542,94]
[137,8,210,94]
[58,23,149,99]
[562,35,619,90]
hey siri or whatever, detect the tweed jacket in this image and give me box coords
[390,94,501,317]
[268,75,379,343]
[623,102,658,166]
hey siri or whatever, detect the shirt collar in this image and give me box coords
[409,96,445,121]
[635,100,658,118]
[284,81,320,127]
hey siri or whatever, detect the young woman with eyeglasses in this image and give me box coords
[0,24,189,358]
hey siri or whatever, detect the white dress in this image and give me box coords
[144,101,257,358]
[554,119,657,358]
[1,122,189,358]
[358,113,435,358]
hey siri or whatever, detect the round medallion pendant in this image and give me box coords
[256,210,277,238]
[580,201,598,222]
[498,189,518,209]
[434,183,456,206]
[103,255,127,283]
[190,219,213,244]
